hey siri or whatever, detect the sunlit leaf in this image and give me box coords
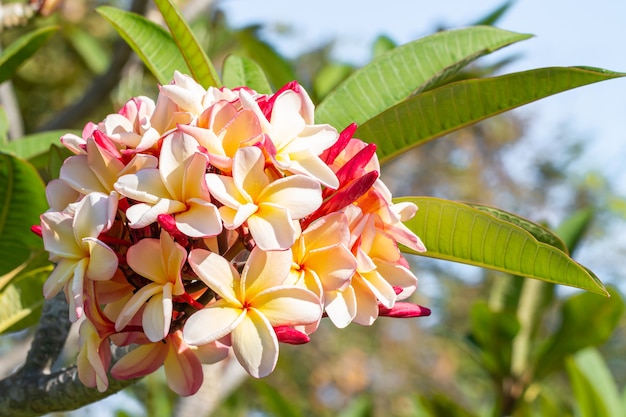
[236,27,296,90]
[64,25,110,74]
[468,301,519,378]
[152,0,220,87]
[0,251,51,334]
[253,381,305,417]
[371,35,396,59]
[1,130,77,161]
[396,197,606,295]
[565,348,625,417]
[222,54,272,94]
[315,26,532,129]
[535,286,623,379]
[0,108,8,146]
[0,153,47,275]
[358,67,626,165]
[0,26,58,84]
[313,63,354,102]
[468,203,568,253]
[96,6,189,85]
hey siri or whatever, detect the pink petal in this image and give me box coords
[164,334,204,396]
[111,343,168,380]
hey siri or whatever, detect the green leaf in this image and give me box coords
[313,63,354,102]
[468,203,568,253]
[0,250,51,334]
[535,286,624,379]
[222,55,272,94]
[64,25,110,74]
[471,0,514,26]
[337,396,373,417]
[556,208,594,253]
[315,26,532,129]
[152,0,220,88]
[0,26,58,84]
[0,108,9,146]
[396,196,606,295]
[0,153,47,276]
[371,35,397,59]
[96,6,189,85]
[468,301,520,378]
[236,27,296,90]
[566,348,625,417]
[358,66,626,165]
[0,130,78,161]
[253,381,305,417]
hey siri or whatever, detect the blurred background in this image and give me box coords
[2,0,626,416]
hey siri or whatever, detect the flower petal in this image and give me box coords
[242,247,292,298]
[175,198,222,237]
[324,286,357,329]
[183,304,246,345]
[259,175,322,219]
[188,249,241,304]
[232,308,278,378]
[251,286,321,326]
[111,342,168,380]
[83,238,119,281]
[164,333,204,396]
[247,204,297,250]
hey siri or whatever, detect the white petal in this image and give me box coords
[183,304,245,345]
[115,283,162,332]
[188,249,241,304]
[247,204,297,251]
[259,175,322,219]
[231,308,278,378]
[324,287,357,329]
[115,169,169,203]
[251,286,321,326]
[83,238,119,281]
[175,199,222,237]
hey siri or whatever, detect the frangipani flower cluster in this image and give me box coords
[35,72,430,396]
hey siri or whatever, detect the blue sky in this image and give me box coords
[220,0,626,190]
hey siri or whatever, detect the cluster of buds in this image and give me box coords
[34,72,430,396]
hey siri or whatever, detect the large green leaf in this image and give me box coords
[534,286,623,379]
[396,197,606,295]
[468,203,568,253]
[236,27,297,90]
[358,66,626,164]
[0,26,58,84]
[565,348,625,417]
[315,26,531,129]
[1,130,78,161]
[0,250,51,334]
[0,153,47,275]
[468,301,520,378]
[96,6,189,85]
[152,0,220,88]
[222,54,272,94]
[64,25,110,74]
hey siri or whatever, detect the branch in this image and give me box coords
[20,291,70,376]
[0,356,137,417]
[0,292,136,416]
